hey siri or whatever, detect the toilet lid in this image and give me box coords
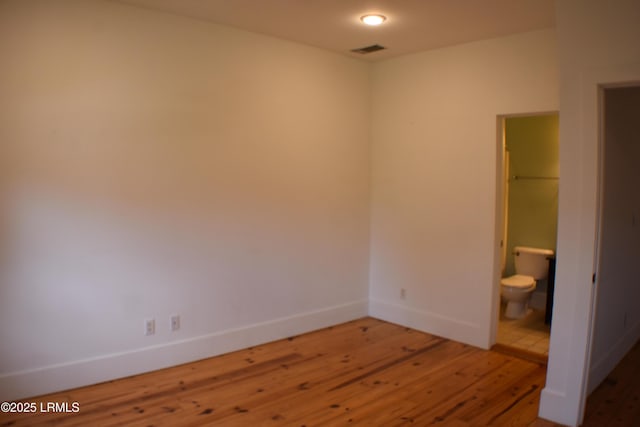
[501,274,535,288]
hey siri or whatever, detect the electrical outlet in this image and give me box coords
[170,314,180,332]
[145,318,155,336]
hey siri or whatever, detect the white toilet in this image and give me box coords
[501,246,554,319]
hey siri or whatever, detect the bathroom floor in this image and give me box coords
[496,304,550,356]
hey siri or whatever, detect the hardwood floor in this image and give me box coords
[581,340,640,427]
[0,318,561,426]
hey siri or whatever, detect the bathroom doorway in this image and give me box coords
[492,112,559,360]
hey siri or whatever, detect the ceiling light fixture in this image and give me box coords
[360,14,386,26]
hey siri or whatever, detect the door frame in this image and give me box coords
[582,80,640,415]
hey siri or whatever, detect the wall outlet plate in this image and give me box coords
[145,318,155,336]
[170,314,180,332]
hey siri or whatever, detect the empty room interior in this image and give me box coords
[1,1,639,426]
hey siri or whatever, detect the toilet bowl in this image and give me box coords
[500,274,536,319]
[501,246,554,319]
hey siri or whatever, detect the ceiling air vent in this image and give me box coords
[350,44,386,54]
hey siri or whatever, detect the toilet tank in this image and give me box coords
[513,246,554,279]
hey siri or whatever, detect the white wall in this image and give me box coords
[368,29,558,348]
[540,1,640,426]
[0,0,370,400]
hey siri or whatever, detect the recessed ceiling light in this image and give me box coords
[360,14,386,26]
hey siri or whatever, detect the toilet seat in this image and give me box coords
[501,274,536,290]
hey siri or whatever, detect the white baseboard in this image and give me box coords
[587,319,640,394]
[0,299,368,401]
[539,387,580,427]
[368,298,487,349]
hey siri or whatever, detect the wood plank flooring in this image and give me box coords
[1,317,559,426]
[581,339,640,427]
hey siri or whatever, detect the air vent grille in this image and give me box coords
[350,44,386,54]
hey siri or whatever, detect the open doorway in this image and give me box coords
[492,113,559,360]
[587,84,640,393]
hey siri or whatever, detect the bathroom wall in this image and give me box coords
[504,115,559,277]
[0,0,370,400]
